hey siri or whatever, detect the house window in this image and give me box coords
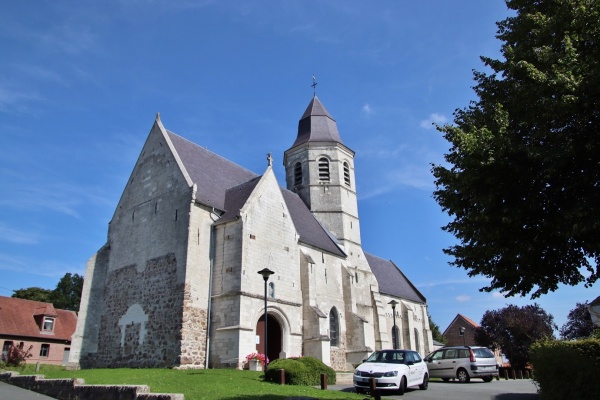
[329,307,339,347]
[294,162,302,186]
[40,344,50,357]
[318,158,330,182]
[343,162,351,186]
[42,317,55,332]
[268,282,275,298]
[2,341,13,361]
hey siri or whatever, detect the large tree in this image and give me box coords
[428,312,446,344]
[432,0,600,298]
[49,273,84,311]
[475,304,556,370]
[12,273,83,312]
[560,302,600,339]
[11,287,52,303]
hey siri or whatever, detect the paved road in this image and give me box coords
[0,381,56,400]
[1,379,539,400]
[328,379,539,399]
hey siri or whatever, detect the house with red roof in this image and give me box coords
[442,314,480,346]
[0,296,77,366]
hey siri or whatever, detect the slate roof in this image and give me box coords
[166,128,344,257]
[0,296,77,341]
[291,95,344,148]
[167,131,259,211]
[365,253,426,304]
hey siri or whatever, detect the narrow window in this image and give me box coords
[414,328,420,353]
[391,325,400,350]
[269,282,275,298]
[42,317,55,332]
[343,162,351,186]
[40,344,50,357]
[318,158,330,182]
[329,307,339,347]
[294,162,302,186]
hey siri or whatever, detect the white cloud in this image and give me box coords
[362,103,373,116]
[492,292,506,299]
[420,113,448,129]
[456,295,471,302]
[0,224,39,245]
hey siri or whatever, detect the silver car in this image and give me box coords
[424,346,498,383]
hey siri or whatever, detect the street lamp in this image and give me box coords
[257,268,274,367]
[459,326,466,346]
[388,300,398,350]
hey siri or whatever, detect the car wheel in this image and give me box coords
[419,373,429,390]
[482,376,493,382]
[457,368,470,383]
[397,376,407,395]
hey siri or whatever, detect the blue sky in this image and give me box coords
[0,0,595,334]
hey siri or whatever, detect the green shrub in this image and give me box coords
[264,357,336,386]
[530,338,600,400]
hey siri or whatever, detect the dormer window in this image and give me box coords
[343,162,351,186]
[318,158,330,182]
[42,317,55,332]
[294,162,302,186]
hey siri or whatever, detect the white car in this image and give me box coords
[353,349,429,395]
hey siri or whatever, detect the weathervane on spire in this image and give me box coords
[267,152,273,167]
[311,74,317,96]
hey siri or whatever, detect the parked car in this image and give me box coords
[353,349,429,395]
[424,346,499,383]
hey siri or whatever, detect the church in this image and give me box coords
[70,95,433,370]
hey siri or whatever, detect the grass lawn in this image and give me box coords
[2,365,363,400]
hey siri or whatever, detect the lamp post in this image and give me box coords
[459,326,466,346]
[388,300,398,350]
[257,268,274,367]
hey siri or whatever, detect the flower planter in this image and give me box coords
[249,359,263,371]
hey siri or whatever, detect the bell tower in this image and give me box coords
[283,95,361,248]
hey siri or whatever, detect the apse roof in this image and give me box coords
[365,252,427,304]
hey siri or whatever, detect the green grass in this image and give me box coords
[2,365,362,400]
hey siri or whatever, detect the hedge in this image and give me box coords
[264,357,336,386]
[530,338,600,400]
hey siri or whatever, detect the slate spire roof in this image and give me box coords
[291,95,343,148]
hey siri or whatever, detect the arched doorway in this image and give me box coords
[256,314,281,363]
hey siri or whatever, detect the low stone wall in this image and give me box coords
[0,371,184,400]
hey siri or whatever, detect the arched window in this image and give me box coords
[294,162,302,186]
[318,158,330,182]
[329,307,339,347]
[343,162,351,186]
[414,328,420,353]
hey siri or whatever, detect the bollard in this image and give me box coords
[35,362,40,372]
[280,369,285,385]
[525,370,530,379]
[320,373,327,390]
[518,370,523,379]
[369,377,381,400]
[504,370,509,380]
[511,370,516,380]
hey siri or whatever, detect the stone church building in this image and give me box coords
[70,96,433,370]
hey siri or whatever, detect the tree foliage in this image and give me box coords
[560,302,600,339]
[432,0,600,298]
[475,304,556,370]
[428,311,446,344]
[12,273,83,312]
[49,273,84,311]
[11,287,52,303]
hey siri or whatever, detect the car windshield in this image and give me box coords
[473,348,495,358]
[365,351,408,364]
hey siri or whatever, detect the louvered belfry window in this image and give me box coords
[343,162,351,186]
[294,162,302,186]
[318,158,330,182]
